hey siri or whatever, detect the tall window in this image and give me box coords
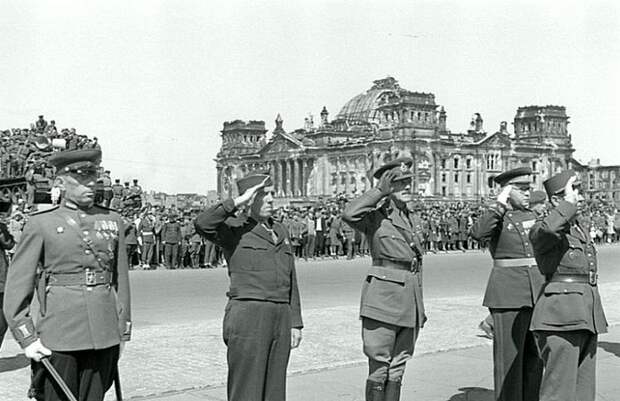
[454,173,459,183]
[466,173,471,184]
[441,173,446,183]
[442,187,446,196]
[532,160,538,171]
[466,158,472,169]
[441,159,447,169]
[454,157,459,169]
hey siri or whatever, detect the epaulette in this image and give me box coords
[29,205,59,216]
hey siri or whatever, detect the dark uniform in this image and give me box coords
[0,216,16,348]
[529,171,607,401]
[194,174,303,401]
[342,158,425,401]
[162,216,182,269]
[469,167,544,401]
[2,149,132,401]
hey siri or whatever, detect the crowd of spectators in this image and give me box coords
[1,116,619,270]
[1,115,101,205]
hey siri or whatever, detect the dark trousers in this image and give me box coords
[362,317,418,384]
[223,299,292,401]
[534,330,597,401]
[164,243,178,268]
[315,231,325,256]
[0,293,7,348]
[142,241,155,265]
[31,345,119,401]
[304,234,315,260]
[491,308,542,401]
[126,244,138,268]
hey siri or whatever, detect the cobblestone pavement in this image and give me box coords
[2,281,620,401]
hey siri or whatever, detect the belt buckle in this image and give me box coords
[589,271,598,286]
[85,271,97,286]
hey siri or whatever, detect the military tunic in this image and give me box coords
[343,187,425,385]
[529,200,607,401]
[194,198,303,401]
[469,201,544,401]
[3,201,131,401]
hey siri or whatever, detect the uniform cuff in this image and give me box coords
[120,321,132,341]
[12,321,38,349]
[556,200,578,219]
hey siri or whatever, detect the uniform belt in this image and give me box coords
[47,270,112,287]
[549,273,598,286]
[373,259,420,273]
[493,258,537,268]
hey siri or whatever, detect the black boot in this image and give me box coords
[365,379,385,401]
[384,380,401,401]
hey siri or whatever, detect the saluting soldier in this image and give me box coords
[342,157,425,401]
[2,149,132,401]
[529,170,607,401]
[469,167,544,401]
[194,172,303,401]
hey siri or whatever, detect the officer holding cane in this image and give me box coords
[3,149,131,401]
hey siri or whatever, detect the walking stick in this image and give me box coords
[41,357,78,401]
[114,367,123,401]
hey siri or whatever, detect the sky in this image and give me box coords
[1,0,619,194]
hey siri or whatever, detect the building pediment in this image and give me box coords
[259,132,303,155]
[476,132,512,148]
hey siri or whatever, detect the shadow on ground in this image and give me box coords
[447,387,493,401]
[0,353,29,373]
[598,341,620,358]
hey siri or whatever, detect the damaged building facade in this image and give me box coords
[215,77,575,203]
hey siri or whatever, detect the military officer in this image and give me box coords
[3,149,132,401]
[469,167,544,401]
[194,172,303,401]
[342,157,425,401]
[529,170,607,401]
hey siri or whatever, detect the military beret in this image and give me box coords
[543,170,579,198]
[529,190,547,205]
[493,167,532,186]
[236,173,273,196]
[48,149,102,174]
[373,157,414,181]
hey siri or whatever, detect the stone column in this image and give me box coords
[216,167,222,196]
[285,160,290,196]
[290,159,297,197]
[297,159,304,196]
[269,161,276,192]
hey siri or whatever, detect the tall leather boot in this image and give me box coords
[384,380,402,401]
[365,379,385,401]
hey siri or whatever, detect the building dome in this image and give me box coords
[336,77,401,122]
[336,77,437,124]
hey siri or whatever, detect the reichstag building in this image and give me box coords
[215,77,574,203]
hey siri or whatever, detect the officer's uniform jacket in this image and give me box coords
[162,221,182,244]
[194,198,303,328]
[342,188,425,328]
[470,201,545,309]
[139,217,156,244]
[3,202,132,351]
[529,200,608,333]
